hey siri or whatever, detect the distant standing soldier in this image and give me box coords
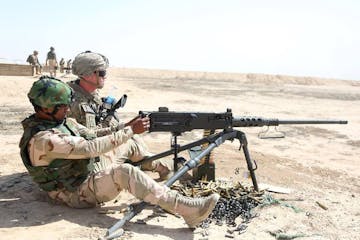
[66,59,72,74]
[59,58,65,73]
[46,47,58,77]
[26,50,42,76]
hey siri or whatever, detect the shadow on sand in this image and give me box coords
[0,172,194,239]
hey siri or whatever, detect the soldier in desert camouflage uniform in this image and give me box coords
[26,50,42,76]
[67,51,173,179]
[59,58,65,73]
[46,47,58,77]
[19,77,219,228]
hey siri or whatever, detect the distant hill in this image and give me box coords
[109,67,359,86]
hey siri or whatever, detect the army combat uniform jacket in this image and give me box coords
[67,80,171,172]
[20,115,169,208]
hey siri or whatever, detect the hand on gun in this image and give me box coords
[125,115,150,134]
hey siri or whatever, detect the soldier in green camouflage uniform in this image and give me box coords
[19,77,219,228]
[67,51,173,179]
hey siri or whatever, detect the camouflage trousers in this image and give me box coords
[48,59,57,77]
[31,65,41,76]
[94,134,173,173]
[47,163,170,208]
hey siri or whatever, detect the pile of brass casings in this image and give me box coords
[172,179,264,227]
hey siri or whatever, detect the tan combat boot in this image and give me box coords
[158,190,220,228]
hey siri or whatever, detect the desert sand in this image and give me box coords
[0,68,359,240]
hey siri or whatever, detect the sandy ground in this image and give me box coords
[0,68,359,240]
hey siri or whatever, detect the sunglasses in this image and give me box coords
[95,70,107,77]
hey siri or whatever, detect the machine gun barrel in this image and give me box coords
[232,117,348,127]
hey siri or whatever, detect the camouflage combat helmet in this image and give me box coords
[72,51,109,76]
[28,76,73,108]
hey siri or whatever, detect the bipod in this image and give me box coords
[102,129,259,239]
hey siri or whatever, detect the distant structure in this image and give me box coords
[0,63,34,76]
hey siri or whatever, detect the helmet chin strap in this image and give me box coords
[44,105,64,124]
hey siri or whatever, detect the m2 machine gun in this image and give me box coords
[103,107,347,239]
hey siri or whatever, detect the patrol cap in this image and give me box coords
[72,51,109,77]
[28,76,73,108]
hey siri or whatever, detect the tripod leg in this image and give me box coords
[171,135,180,171]
[239,132,259,191]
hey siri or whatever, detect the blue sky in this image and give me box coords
[1,0,359,80]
